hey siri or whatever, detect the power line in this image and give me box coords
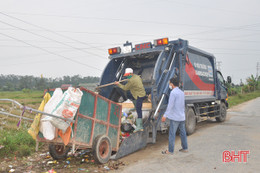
[3,11,260,31]
[0,11,159,51]
[0,12,231,29]
[0,12,107,51]
[0,27,160,37]
[188,37,260,43]
[2,12,260,51]
[175,22,260,38]
[204,48,260,52]
[257,62,260,79]
[0,32,103,71]
[163,0,260,17]
[0,58,61,67]
[0,44,78,49]
[0,48,88,60]
[0,14,106,60]
[214,53,260,56]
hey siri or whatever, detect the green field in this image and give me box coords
[0,90,44,106]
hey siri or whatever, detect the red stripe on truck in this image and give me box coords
[185,56,215,91]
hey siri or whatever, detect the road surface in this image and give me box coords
[115,98,260,173]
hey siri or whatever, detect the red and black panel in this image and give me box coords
[184,53,215,96]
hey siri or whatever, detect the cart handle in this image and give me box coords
[0,99,75,123]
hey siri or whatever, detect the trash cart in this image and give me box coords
[1,87,150,164]
[37,87,122,164]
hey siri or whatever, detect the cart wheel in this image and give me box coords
[49,144,70,160]
[92,135,112,164]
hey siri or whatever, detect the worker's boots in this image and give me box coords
[134,118,143,133]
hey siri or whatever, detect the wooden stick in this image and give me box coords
[96,79,128,89]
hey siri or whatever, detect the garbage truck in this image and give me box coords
[98,37,231,159]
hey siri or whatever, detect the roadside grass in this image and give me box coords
[228,90,260,107]
[0,127,36,158]
[0,90,43,158]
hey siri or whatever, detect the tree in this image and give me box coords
[246,75,258,92]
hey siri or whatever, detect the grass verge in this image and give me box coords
[0,128,36,158]
[228,90,260,107]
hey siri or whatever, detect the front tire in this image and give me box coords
[185,108,196,135]
[216,102,227,122]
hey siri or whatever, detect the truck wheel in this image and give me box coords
[185,108,196,135]
[49,144,70,160]
[216,102,227,122]
[92,135,112,164]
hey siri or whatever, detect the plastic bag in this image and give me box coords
[28,92,51,140]
[50,87,83,133]
[40,88,63,140]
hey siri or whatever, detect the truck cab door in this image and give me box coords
[216,71,227,100]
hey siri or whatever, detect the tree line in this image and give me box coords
[227,75,260,96]
[0,74,100,91]
[1,74,259,94]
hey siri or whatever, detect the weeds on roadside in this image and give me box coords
[0,128,36,158]
[229,90,260,107]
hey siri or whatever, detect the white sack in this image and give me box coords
[39,88,63,140]
[50,87,83,133]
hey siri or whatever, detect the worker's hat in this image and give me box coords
[124,68,133,76]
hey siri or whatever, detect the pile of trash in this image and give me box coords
[120,111,136,140]
[1,149,125,172]
[119,97,151,142]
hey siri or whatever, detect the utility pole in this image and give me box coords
[257,62,260,80]
[217,61,222,71]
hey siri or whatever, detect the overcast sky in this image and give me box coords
[0,0,260,84]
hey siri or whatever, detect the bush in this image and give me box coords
[228,87,239,96]
[237,94,243,99]
[22,88,32,93]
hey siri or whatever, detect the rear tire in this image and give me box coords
[216,102,227,122]
[49,144,70,160]
[92,135,112,164]
[185,108,196,135]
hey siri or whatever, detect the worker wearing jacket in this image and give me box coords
[115,68,146,132]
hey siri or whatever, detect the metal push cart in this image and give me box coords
[36,87,122,164]
[0,87,151,163]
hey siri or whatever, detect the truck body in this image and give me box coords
[98,38,230,158]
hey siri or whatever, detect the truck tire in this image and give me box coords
[216,102,227,122]
[49,144,70,160]
[92,135,112,164]
[185,108,196,135]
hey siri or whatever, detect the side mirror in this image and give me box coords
[227,76,232,84]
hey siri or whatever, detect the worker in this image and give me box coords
[161,77,188,154]
[115,68,146,132]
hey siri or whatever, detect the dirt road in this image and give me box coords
[115,98,260,173]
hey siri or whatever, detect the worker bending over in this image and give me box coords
[115,68,146,132]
